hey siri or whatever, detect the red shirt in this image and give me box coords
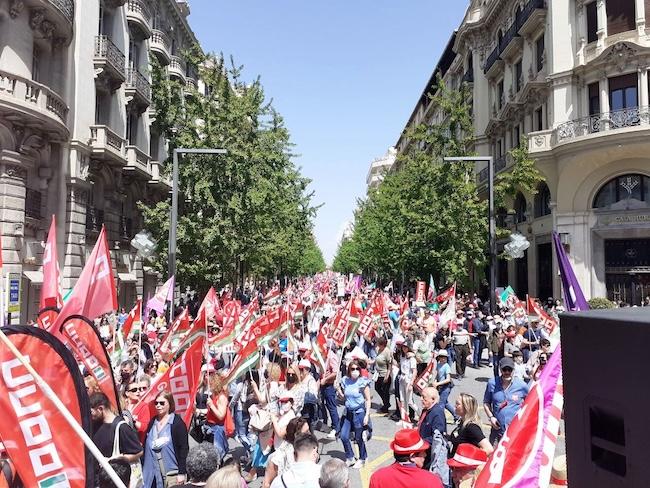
[369,462,444,488]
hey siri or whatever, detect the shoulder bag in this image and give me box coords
[111,420,144,488]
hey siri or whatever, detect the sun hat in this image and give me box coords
[395,335,405,345]
[447,443,488,468]
[389,429,430,455]
[549,455,568,487]
[436,349,449,357]
[298,359,311,370]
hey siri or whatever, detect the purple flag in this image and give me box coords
[552,232,589,311]
[147,276,175,314]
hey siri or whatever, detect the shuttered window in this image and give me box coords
[607,0,635,35]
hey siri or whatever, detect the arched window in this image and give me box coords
[593,174,650,209]
[514,192,527,223]
[534,182,551,218]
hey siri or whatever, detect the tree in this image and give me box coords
[140,52,320,290]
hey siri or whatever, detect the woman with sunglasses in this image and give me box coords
[337,359,371,469]
[121,376,149,430]
[142,391,190,487]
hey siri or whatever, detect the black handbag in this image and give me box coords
[189,414,206,443]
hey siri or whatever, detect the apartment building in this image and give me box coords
[366,147,396,191]
[396,0,650,304]
[0,0,200,322]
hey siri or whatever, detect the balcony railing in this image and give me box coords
[120,216,133,240]
[48,0,74,23]
[126,67,151,103]
[0,69,68,128]
[477,155,508,183]
[25,189,42,219]
[169,56,186,80]
[555,106,650,143]
[185,77,197,90]
[126,0,151,26]
[500,21,520,53]
[484,45,501,74]
[94,35,126,79]
[86,207,104,232]
[519,0,546,30]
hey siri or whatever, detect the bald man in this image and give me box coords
[417,387,446,469]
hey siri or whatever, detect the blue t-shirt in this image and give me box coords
[484,377,529,431]
[436,362,452,385]
[343,376,370,412]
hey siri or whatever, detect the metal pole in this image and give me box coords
[168,149,179,324]
[487,156,497,315]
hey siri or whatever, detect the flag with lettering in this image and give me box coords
[415,281,426,305]
[414,360,436,393]
[527,297,558,338]
[47,227,117,335]
[473,347,564,488]
[0,325,93,487]
[132,336,205,431]
[329,300,352,347]
[38,216,62,329]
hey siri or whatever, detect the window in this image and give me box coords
[515,60,522,92]
[95,91,110,125]
[534,182,551,217]
[536,34,545,72]
[498,79,504,109]
[497,139,503,157]
[588,82,600,115]
[128,36,139,70]
[514,192,527,223]
[609,73,638,112]
[607,0,635,35]
[535,107,544,131]
[32,45,40,82]
[513,125,520,148]
[126,111,138,145]
[593,174,649,208]
[587,1,598,43]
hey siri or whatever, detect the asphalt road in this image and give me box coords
[222,361,565,488]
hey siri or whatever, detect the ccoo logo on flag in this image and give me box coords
[39,473,70,488]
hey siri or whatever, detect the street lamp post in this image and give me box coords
[443,156,496,314]
[169,148,227,319]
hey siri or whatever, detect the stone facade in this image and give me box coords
[0,0,200,322]
[366,147,396,192]
[396,0,650,304]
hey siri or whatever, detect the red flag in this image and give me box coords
[193,287,219,331]
[40,215,62,311]
[263,285,280,303]
[132,336,205,432]
[48,227,117,335]
[527,297,558,335]
[399,292,410,316]
[60,315,120,410]
[435,283,456,304]
[329,300,352,347]
[121,299,142,341]
[159,308,190,355]
[414,360,436,393]
[415,281,426,304]
[0,325,93,487]
[235,307,283,351]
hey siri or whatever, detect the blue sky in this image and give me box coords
[189,1,469,264]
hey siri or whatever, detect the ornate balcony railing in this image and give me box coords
[555,106,650,143]
[0,69,68,127]
[519,0,546,29]
[25,189,42,219]
[126,0,151,25]
[94,35,126,79]
[500,20,520,52]
[86,207,104,232]
[126,67,151,102]
[48,0,74,23]
[484,45,500,74]
[185,77,197,90]
[169,55,186,79]
[477,155,508,183]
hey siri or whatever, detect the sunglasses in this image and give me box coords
[128,387,147,393]
[155,401,167,406]
[350,367,360,371]
[501,367,513,372]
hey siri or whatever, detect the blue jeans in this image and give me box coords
[210,423,229,460]
[340,408,367,461]
[320,384,340,434]
[472,337,481,366]
[234,409,252,451]
[439,386,456,419]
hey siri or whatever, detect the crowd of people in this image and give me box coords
[79,282,566,488]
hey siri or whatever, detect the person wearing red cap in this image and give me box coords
[369,428,443,488]
[447,443,488,486]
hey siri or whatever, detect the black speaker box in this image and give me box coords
[561,307,650,487]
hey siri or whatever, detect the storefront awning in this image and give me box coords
[23,270,43,283]
[117,272,137,283]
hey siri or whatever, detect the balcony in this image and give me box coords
[148,161,172,190]
[169,56,186,83]
[126,0,152,39]
[94,35,126,92]
[530,106,650,155]
[518,0,546,38]
[0,69,68,138]
[89,125,126,165]
[31,0,74,44]
[150,29,171,65]
[25,189,42,220]
[477,155,509,184]
[185,77,198,91]
[125,67,151,110]
[484,46,504,79]
[500,21,524,61]
[126,145,151,179]
[85,207,104,233]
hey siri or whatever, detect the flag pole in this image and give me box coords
[0,328,127,488]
